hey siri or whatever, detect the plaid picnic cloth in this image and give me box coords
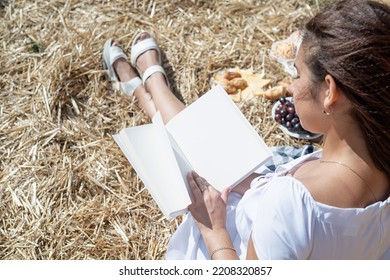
[256,145,317,175]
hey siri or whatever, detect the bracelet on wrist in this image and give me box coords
[209,246,236,259]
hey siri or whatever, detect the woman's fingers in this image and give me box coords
[187,172,201,203]
[190,171,210,192]
[188,170,227,205]
[187,171,229,232]
[220,188,230,204]
[187,171,210,202]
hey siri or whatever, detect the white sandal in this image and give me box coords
[102,39,142,96]
[130,31,170,87]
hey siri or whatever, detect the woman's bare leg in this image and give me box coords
[133,33,186,124]
[111,41,157,118]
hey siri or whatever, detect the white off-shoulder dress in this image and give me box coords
[165,151,390,260]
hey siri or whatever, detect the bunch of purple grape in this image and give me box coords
[274,97,304,132]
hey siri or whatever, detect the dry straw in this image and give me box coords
[0,0,327,260]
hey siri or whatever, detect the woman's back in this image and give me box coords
[238,152,390,259]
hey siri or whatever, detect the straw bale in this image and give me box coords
[0,0,326,260]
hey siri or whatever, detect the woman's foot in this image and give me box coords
[130,32,185,123]
[111,40,157,117]
[131,32,170,91]
[111,41,141,91]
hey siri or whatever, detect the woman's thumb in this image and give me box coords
[221,188,230,204]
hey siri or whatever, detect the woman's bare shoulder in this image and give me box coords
[291,160,373,208]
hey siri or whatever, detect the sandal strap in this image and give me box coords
[103,39,142,96]
[103,39,128,84]
[121,77,142,96]
[109,45,128,66]
[142,65,169,86]
[131,37,161,66]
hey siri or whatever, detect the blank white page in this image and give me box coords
[165,85,272,191]
[113,112,191,219]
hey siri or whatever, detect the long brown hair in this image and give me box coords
[302,0,390,177]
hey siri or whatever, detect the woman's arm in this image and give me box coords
[230,173,261,195]
[187,171,239,259]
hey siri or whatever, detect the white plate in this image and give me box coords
[271,97,322,140]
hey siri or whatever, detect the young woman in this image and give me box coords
[103,0,390,259]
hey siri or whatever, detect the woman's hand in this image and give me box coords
[187,171,230,236]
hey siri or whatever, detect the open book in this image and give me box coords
[113,85,272,219]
